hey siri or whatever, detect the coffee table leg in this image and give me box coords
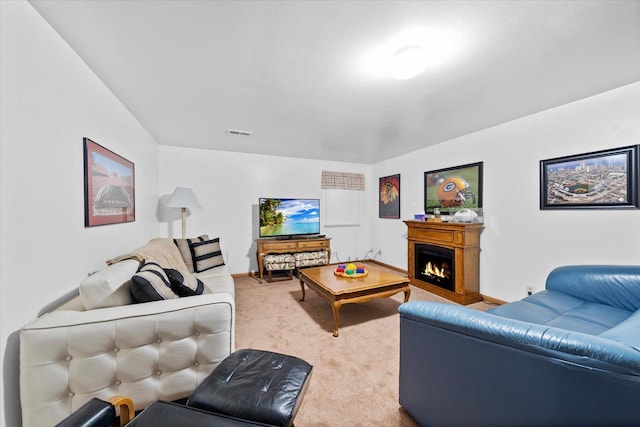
[403,286,411,302]
[299,279,306,301]
[331,301,341,337]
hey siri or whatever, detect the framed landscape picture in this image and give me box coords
[540,145,639,210]
[424,162,483,215]
[379,174,400,218]
[84,138,135,226]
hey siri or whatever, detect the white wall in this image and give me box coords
[3,2,639,425]
[158,146,373,272]
[373,81,640,302]
[0,2,160,425]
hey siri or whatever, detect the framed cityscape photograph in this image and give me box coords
[424,162,483,215]
[540,145,639,210]
[379,174,400,218]
[84,138,135,226]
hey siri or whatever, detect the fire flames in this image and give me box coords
[422,261,451,279]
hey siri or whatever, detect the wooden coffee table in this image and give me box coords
[299,261,411,337]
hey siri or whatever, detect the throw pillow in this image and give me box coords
[189,238,225,273]
[164,268,205,297]
[173,235,209,273]
[131,261,178,303]
[79,259,139,309]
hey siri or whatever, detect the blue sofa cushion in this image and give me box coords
[489,290,633,335]
[599,310,640,351]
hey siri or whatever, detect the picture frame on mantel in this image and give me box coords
[540,145,639,210]
[379,174,400,219]
[424,162,483,215]
[83,137,135,226]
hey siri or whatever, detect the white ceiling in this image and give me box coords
[30,0,640,164]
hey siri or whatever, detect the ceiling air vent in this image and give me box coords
[226,129,253,136]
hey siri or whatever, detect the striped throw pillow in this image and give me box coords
[189,238,225,273]
[173,235,209,273]
[164,268,205,297]
[131,261,178,303]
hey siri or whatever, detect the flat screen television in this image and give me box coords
[259,197,320,238]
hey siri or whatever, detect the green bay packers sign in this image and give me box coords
[424,162,483,215]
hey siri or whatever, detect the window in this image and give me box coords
[321,171,365,227]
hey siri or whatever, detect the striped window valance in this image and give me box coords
[321,171,365,191]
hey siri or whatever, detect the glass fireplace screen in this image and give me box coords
[415,244,455,291]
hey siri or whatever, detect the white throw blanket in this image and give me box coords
[106,238,190,275]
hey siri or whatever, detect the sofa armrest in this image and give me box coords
[20,293,235,427]
[546,265,640,311]
[55,395,133,427]
[398,301,640,373]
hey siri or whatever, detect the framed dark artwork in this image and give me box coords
[379,174,400,218]
[424,162,483,215]
[84,138,135,226]
[540,145,639,210]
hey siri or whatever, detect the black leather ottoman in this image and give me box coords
[187,349,313,427]
[128,400,275,426]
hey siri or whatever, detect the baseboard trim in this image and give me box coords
[480,294,506,305]
[364,259,407,274]
[233,272,258,279]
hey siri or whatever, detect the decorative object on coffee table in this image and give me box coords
[334,263,368,278]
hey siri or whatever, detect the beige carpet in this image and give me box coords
[233,270,495,427]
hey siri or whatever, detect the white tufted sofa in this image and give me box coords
[19,241,236,427]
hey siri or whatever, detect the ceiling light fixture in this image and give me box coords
[361,27,462,80]
[388,45,428,80]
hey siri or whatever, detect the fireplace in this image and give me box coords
[415,244,455,291]
[405,220,483,305]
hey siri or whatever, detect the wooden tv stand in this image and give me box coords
[256,236,331,283]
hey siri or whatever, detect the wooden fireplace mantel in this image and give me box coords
[404,220,483,305]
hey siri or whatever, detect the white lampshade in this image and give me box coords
[167,187,201,209]
[167,187,200,238]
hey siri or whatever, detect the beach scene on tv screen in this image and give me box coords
[260,198,320,236]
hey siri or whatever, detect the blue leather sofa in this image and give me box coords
[398,265,640,426]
